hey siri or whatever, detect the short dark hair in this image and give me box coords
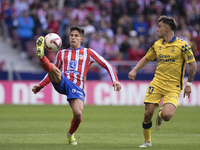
[70,26,84,37]
[158,15,177,31]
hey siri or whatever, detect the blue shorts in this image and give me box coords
[50,73,85,103]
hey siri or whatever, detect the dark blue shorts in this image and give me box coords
[50,73,85,103]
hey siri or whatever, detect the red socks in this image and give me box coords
[68,116,82,135]
[39,56,53,72]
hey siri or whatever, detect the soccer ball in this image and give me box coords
[44,33,62,51]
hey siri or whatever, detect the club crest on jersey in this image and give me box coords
[171,47,174,52]
[69,60,77,70]
[79,54,85,60]
[159,46,162,50]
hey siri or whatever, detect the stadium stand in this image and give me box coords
[0,0,200,80]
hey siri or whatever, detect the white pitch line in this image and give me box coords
[0,133,200,136]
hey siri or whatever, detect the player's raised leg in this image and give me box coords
[36,36,62,85]
[36,36,45,58]
[155,104,176,131]
[155,107,163,131]
[67,99,83,145]
[36,36,53,73]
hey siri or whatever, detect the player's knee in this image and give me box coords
[73,110,82,119]
[49,65,62,84]
[51,64,58,72]
[162,113,173,121]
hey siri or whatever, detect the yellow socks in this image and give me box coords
[142,121,152,141]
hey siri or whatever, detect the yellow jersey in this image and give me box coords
[145,35,195,90]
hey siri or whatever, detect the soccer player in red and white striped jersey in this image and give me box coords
[32,26,121,145]
[38,44,119,90]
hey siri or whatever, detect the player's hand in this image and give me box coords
[128,68,137,81]
[183,85,191,98]
[32,85,43,94]
[112,81,121,91]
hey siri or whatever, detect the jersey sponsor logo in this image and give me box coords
[72,89,83,95]
[69,60,77,70]
[158,54,170,58]
[157,59,175,62]
[158,54,175,62]
[77,90,83,95]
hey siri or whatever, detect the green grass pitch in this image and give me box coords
[0,105,199,150]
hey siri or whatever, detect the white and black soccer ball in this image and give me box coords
[44,33,62,51]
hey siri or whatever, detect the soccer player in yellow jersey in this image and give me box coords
[128,15,197,147]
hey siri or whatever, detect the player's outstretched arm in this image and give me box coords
[112,81,121,91]
[128,56,150,81]
[32,85,43,94]
[183,61,197,98]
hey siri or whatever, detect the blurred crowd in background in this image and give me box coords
[0,0,200,71]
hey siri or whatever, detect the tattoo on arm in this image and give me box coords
[187,61,197,82]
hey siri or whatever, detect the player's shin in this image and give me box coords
[39,56,53,72]
[68,116,82,135]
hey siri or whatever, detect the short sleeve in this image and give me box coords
[181,42,196,63]
[145,44,157,60]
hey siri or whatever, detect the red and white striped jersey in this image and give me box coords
[39,46,119,90]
